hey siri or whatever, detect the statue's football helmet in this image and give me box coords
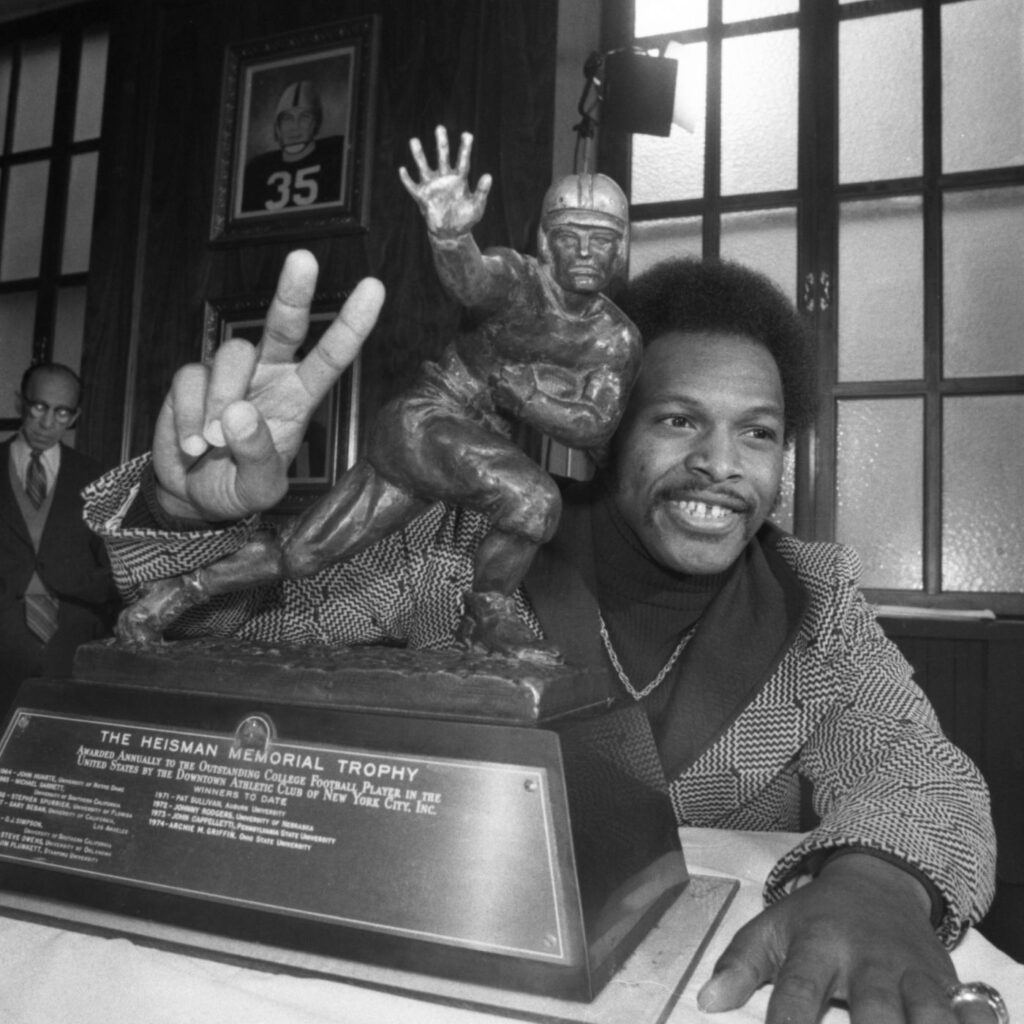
[537,173,629,279]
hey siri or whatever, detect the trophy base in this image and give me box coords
[0,873,737,1024]
[0,639,732,1006]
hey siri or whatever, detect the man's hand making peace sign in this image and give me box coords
[152,249,384,522]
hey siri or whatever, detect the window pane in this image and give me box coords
[62,152,98,273]
[838,197,923,382]
[943,395,1024,592]
[721,30,798,195]
[768,448,796,534]
[631,42,707,204]
[0,291,37,418]
[635,1,706,35]
[720,207,797,300]
[943,0,1024,174]
[0,47,12,156]
[943,186,1024,378]
[53,285,86,373]
[839,11,922,182]
[836,398,923,590]
[1,161,50,280]
[629,216,702,279]
[13,36,59,152]
[724,0,798,21]
[74,28,109,142]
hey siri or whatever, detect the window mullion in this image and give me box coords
[33,26,83,360]
[799,0,839,541]
[921,0,942,597]
[702,0,723,258]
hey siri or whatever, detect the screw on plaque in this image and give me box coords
[233,713,276,756]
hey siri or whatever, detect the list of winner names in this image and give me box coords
[0,724,445,869]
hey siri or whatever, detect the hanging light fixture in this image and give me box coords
[573,46,697,173]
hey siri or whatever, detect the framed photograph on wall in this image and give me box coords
[203,295,361,515]
[210,16,379,244]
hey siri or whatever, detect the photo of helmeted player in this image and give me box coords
[233,48,354,220]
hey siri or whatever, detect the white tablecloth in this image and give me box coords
[0,828,1019,1024]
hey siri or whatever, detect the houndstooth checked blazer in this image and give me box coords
[84,455,995,947]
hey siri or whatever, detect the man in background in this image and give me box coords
[0,362,117,706]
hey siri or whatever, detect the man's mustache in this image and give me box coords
[651,480,754,515]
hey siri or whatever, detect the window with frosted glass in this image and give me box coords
[0,20,108,394]
[74,29,109,142]
[836,398,923,590]
[943,395,1024,592]
[631,41,707,206]
[629,216,702,278]
[721,30,798,196]
[943,187,1024,379]
[1,162,50,280]
[720,208,797,299]
[838,197,923,382]
[839,11,921,183]
[724,0,798,22]
[634,1,706,36]
[943,0,1024,174]
[618,0,1024,611]
[12,36,59,152]
[0,49,11,155]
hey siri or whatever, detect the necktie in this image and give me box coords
[25,449,46,508]
[23,448,59,643]
[25,593,60,644]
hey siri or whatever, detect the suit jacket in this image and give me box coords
[1,438,117,684]
[84,454,995,947]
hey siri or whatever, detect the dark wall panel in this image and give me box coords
[882,617,1024,962]
[79,0,556,465]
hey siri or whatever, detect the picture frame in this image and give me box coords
[210,16,379,244]
[203,294,361,515]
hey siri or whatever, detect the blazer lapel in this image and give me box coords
[0,440,34,551]
[526,483,809,781]
[654,525,809,777]
[38,445,76,552]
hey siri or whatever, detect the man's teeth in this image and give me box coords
[674,500,733,519]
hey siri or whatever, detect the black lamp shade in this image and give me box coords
[601,51,678,137]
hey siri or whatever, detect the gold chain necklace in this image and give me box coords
[598,613,697,701]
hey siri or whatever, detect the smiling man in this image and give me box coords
[609,329,784,575]
[86,252,995,1024]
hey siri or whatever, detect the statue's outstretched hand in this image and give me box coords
[398,125,492,239]
[152,249,384,523]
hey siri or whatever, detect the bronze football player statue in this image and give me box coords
[118,127,640,661]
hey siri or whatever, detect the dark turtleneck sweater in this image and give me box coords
[525,475,804,774]
[591,487,734,722]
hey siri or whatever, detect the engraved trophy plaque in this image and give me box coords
[0,643,736,1021]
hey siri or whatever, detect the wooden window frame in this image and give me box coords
[0,1,110,433]
[601,0,1024,615]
